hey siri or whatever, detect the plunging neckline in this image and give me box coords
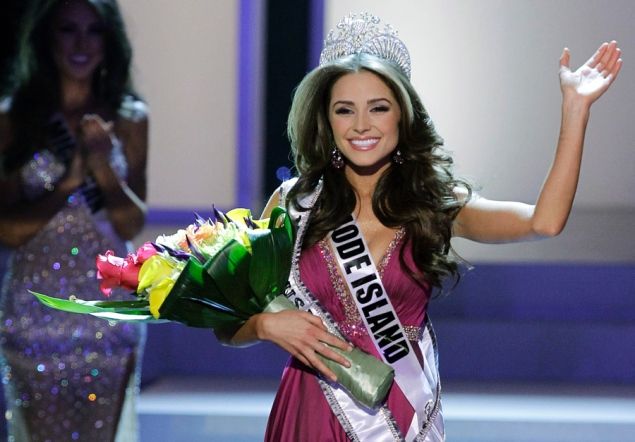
[318,227,406,338]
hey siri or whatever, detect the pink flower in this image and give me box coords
[95,242,157,296]
[135,242,158,262]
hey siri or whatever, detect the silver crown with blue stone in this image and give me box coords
[319,12,411,79]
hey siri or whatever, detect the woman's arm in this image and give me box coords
[454,41,622,243]
[0,158,86,248]
[219,186,352,381]
[220,309,352,382]
[0,112,87,248]
[81,107,149,241]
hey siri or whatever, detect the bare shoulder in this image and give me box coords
[261,177,302,218]
[261,186,283,219]
[117,95,149,124]
[280,177,298,202]
[115,96,149,149]
[452,186,482,237]
[453,185,472,204]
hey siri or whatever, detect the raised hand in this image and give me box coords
[559,41,622,105]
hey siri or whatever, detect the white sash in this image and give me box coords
[282,179,444,441]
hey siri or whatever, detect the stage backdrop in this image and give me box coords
[120,0,239,211]
[325,0,635,263]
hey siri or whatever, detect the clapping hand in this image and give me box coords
[79,114,115,169]
[559,40,622,105]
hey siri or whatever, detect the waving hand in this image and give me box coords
[455,41,623,243]
[559,41,622,104]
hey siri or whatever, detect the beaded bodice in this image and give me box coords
[19,113,127,203]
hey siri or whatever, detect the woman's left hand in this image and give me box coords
[79,114,115,169]
[559,40,622,105]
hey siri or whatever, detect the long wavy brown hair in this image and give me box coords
[286,53,471,289]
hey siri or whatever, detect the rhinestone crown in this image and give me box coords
[319,12,411,79]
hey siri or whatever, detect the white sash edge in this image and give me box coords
[411,319,445,441]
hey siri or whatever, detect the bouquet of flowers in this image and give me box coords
[31,207,394,409]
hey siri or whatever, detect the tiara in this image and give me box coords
[319,12,411,79]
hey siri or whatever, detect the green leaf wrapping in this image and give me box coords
[30,292,163,323]
[201,240,261,316]
[247,210,293,306]
[158,258,247,328]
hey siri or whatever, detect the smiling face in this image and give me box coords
[328,70,401,175]
[51,0,105,83]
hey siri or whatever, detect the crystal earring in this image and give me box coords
[331,147,344,169]
[392,149,405,165]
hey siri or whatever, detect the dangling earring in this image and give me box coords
[98,66,107,96]
[392,149,405,165]
[331,147,344,169]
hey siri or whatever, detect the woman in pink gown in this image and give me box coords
[266,235,430,439]
[221,13,622,441]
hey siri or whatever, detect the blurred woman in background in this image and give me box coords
[0,0,148,440]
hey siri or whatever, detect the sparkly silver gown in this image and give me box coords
[0,120,145,442]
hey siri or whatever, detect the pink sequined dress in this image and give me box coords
[0,136,145,441]
[265,229,431,441]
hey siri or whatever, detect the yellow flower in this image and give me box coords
[148,278,176,318]
[137,255,183,318]
[226,208,269,229]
